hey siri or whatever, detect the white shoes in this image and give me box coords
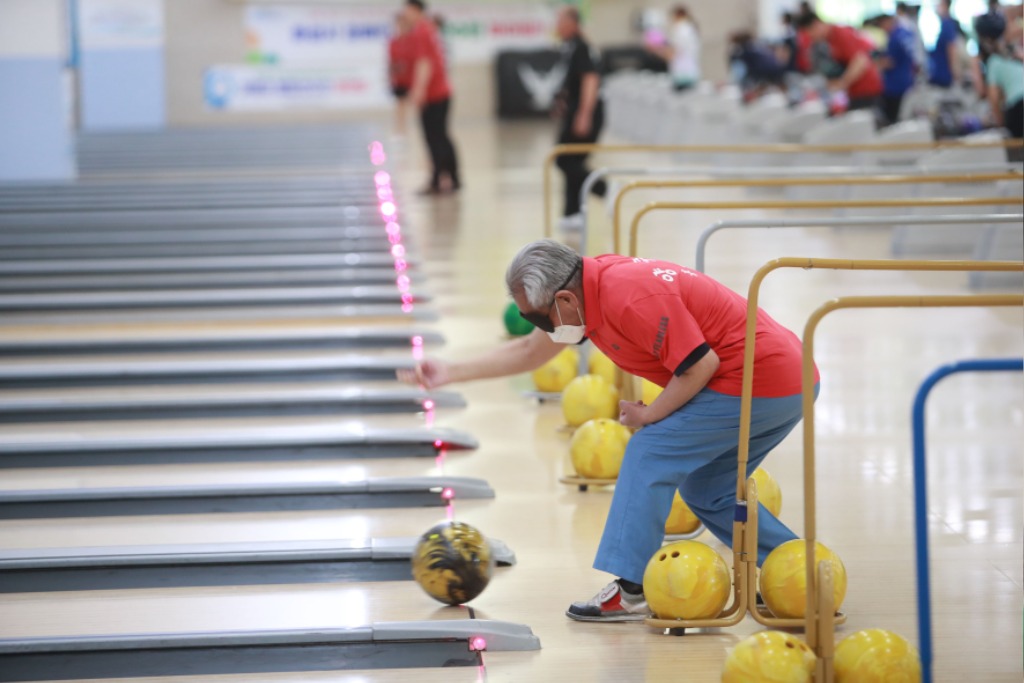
[558,213,585,233]
[565,580,651,622]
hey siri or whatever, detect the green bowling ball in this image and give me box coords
[503,301,534,336]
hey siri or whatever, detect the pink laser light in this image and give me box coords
[369,141,387,165]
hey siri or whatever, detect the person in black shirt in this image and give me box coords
[554,7,606,229]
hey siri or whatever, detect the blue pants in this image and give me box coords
[594,386,815,584]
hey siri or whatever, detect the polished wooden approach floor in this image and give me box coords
[0,120,1020,682]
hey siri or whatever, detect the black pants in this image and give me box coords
[420,97,459,189]
[1005,99,1023,140]
[556,103,605,217]
[880,93,904,126]
[847,96,880,113]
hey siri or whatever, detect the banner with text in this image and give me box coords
[244,4,555,65]
[204,64,391,111]
[209,3,557,111]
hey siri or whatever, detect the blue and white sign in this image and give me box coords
[205,64,392,111]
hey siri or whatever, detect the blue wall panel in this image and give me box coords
[0,58,75,181]
[80,48,165,130]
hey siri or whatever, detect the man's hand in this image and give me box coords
[619,400,649,430]
[572,110,592,137]
[397,359,451,389]
[551,96,566,120]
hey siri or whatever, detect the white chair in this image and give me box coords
[787,111,877,201]
[890,141,1015,256]
[767,100,828,144]
[969,221,1024,288]
[871,119,934,166]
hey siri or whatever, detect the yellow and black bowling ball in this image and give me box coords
[411,520,494,605]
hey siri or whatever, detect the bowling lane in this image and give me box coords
[0,412,458,440]
[0,581,490,638]
[0,321,440,356]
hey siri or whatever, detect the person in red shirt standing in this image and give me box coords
[403,0,460,194]
[796,12,883,112]
[388,13,414,135]
[398,239,818,622]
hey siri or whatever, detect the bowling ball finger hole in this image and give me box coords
[786,643,794,649]
[659,554,667,561]
[671,551,680,558]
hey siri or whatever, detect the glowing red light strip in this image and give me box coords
[368,141,445,473]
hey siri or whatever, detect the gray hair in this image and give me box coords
[505,239,582,308]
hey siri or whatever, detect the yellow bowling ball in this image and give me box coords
[642,540,731,620]
[569,418,631,479]
[561,373,619,427]
[834,629,921,683]
[750,468,782,518]
[759,539,847,619]
[532,348,579,393]
[411,520,494,606]
[721,631,816,683]
[641,378,663,405]
[587,348,617,385]
[664,491,702,535]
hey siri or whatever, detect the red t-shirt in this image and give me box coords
[581,255,817,398]
[826,25,883,99]
[796,31,812,74]
[389,34,415,89]
[407,19,450,103]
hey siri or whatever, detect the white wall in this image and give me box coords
[163,0,757,127]
[0,0,65,59]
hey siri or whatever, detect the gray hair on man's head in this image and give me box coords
[505,239,582,308]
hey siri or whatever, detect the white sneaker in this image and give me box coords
[565,580,651,622]
[558,213,585,233]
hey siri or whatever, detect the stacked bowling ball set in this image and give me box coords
[507,304,922,682]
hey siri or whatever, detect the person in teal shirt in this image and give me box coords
[976,14,1023,138]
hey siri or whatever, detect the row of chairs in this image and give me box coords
[588,72,1023,272]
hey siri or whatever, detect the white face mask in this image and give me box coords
[546,300,586,345]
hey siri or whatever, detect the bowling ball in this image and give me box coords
[642,540,731,620]
[721,631,816,683]
[570,417,632,479]
[562,374,619,427]
[503,301,534,336]
[641,378,663,406]
[834,629,921,683]
[664,491,702,535]
[587,348,617,385]
[532,347,579,393]
[411,520,494,605]
[751,468,782,518]
[759,539,847,619]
